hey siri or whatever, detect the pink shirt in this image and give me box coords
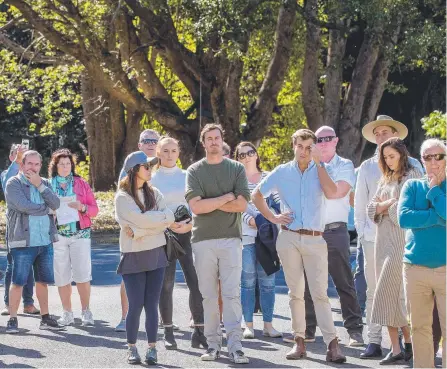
[73,176,99,229]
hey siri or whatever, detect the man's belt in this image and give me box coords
[280,225,323,237]
[324,222,347,231]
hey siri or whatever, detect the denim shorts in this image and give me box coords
[10,245,54,286]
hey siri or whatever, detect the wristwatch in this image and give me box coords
[316,162,325,169]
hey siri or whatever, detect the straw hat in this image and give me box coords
[362,115,408,143]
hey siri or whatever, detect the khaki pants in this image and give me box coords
[277,230,336,345]
[404,263,446,368]
[192,238,243,353]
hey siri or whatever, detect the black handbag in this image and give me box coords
[164,228,186,262]
[174,205,192,223]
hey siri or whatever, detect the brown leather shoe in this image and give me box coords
[286,336,306,360]
[326,338,346,363]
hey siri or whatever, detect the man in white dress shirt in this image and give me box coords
[354,115,423,359]
[303,126,364,347]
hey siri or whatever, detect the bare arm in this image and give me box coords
[317,165,337,198]
[188,193,235,215]
[219,195,248,213]
[349,191,355,208]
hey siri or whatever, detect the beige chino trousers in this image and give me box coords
[404,263,446,368]
[276,230,337,345]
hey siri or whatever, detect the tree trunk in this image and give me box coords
[81,72,121,191]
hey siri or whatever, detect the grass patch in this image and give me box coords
[0,192,120,246]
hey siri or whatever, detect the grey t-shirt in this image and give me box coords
[185,158,250,244]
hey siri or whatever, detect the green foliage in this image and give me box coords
[76,155,90,181]
[421,110,447,139]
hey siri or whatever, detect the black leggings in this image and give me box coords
[122,267,165,344]
[159,232,204,325]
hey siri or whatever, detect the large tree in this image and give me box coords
[1,0,444,191]
[2,0,297,180]
[300,0,445,164]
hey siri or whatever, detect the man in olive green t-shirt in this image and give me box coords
[185,124,250,364]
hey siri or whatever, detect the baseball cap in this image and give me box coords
[123,151,158,174]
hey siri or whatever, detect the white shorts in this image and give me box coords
[53,235,92,286]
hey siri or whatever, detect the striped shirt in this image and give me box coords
[242,171,280,245]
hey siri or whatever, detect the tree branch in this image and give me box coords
[301,0,323,131]
[0,30,72,65]
[244,0,297,142]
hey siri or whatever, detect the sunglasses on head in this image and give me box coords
[422,153,446,162]
[238,149,256,160]
[140,138,159,145]
[316,136,336,144]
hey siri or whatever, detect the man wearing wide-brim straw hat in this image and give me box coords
[354,115,423,359]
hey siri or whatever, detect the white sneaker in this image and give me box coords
[201,348,220,361]
[58,311,75,326]
[263,326,282,338]
[81,309,94,326]
[229,350,249,364]
[243,327,255,339]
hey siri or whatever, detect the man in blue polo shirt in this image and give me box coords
[252,129,346,363]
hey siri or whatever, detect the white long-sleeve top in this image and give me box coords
[354,151,423,242]
[151,165,188,214]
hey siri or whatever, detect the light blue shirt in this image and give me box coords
[1,162,19,192]
[258,160,326,232]
[20,175,51,247]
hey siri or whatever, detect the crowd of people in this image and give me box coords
[0,114,445,368]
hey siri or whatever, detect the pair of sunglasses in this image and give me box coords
[316,136,336,143]
[238,149,256,160]
[140,138,159,145]
[422,153,446,162]
[140,163,153,171]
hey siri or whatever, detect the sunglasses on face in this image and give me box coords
[140,138,159,145]
[316,136,336,144]
[422,153,446,162]
[140,163,153,171]
[238,149,256,160]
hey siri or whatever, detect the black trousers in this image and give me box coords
[305,225,363,336]
[159,231,204,325]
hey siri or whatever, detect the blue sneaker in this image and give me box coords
[6,317,19,334]
[115,319,126,332]
[145,346,157,365]
[127,346,141,365]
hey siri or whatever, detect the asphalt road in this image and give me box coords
[0,244,441,368]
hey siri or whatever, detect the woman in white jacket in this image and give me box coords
[115,151,174,366]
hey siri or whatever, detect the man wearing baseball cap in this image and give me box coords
[354,115,423,359]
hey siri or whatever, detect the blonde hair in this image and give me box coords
[155,136,179,170]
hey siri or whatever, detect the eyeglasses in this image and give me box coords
[140,138,159,145]
[316,136,336,144]
[422,154,446,162]
[238,149,256,160]
[140,163,152,171]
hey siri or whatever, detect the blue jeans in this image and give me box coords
[354,240,366,314]
[10,246,54,286]
[241,244,275,323]
[4,252,35,307]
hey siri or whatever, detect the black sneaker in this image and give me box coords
[6,317,19,334]
[40,315,65,331]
